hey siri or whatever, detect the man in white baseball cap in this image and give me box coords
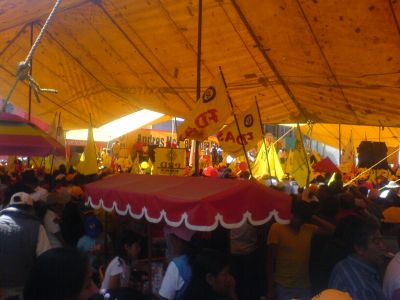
[0,192,51,299]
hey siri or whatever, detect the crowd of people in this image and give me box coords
[0,163,399,300]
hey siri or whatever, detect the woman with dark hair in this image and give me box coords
[182,249,239,300]
[100,230,142,291]
[24,247,98,300]
[159,226,195,300]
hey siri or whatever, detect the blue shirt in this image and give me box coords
[329,255,387,300]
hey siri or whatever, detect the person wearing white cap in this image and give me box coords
[378,181,400,206]
[0,192,51,299]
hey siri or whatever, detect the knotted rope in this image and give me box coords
[3,0,62,110]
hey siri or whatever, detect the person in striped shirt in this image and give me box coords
[329,216,387,300]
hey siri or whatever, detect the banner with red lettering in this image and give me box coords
[217,103,262,156]
[177,74,231,141]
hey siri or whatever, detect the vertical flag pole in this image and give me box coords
[255,97,273,180]
[339,123,342,165]
[50,112,60,174]
[90,114,98,170]
[194,0,203,176]
[219,67,253,178]
[297,124,310,186]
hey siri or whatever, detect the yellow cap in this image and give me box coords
[312,289,353,300]
[382,207,400,223]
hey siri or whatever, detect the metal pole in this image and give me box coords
[339,123,342,165]
[255,97,272,180]
[297,124,310,186]
[28,22,34,121]
[219,67,253,178]
[194,0,203,176]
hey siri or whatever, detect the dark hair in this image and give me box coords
[182,249,229,300]
[318,195,340,218]
[340,216,380,254]
[339,192,356,210]
[291,199,314,222]
[24,248,90,300]
[115,230,142,261]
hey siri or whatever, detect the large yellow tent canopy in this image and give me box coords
[0,0,399,131]
[300,124,400,149]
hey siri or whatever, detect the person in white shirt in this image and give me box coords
[101,230,142,291]
[43,192,68,248]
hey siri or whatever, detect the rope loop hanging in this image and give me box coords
[2,0,62,111]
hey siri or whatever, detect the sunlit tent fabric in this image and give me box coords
[0,1,399,130]
[0,113,65,156]
[300,124,400,149]
[85,173,291,231]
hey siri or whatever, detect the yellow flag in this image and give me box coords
[268,144,284,180]
[340,133,355,173]
[284,149,293,174]
[148,158,153,175]
[153,148,186,176]
[252,144,268,179]
[77,126,98,175]
[130,154,141,174]
[217,103,262,156]
[252,143,284,180]
[47,112,58,138]
[46,112,66,171]
[291,125,311,187]
[177,73,231,141]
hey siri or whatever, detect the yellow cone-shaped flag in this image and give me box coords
[292,125,311,187]
[148,158,154,175]
[252,143,268,179]
[77,126,98,175]
[340,133,355,173]
[217,102,262,156]
[284,149,294,175]
[177,73,231,141]
[268,144,284,180]
[252,142,284,180]
[130,154,141,174]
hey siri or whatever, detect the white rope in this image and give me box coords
[3,0,62,108]
[344,147,400,187]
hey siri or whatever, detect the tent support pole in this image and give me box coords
[339,124,342,165]
[28,22,34,121]
[219,67,253,178]
[255,97,272,180]
[194,0,203,176]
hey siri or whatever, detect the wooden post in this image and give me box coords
[194,0,203,176]
[339,123,342,165]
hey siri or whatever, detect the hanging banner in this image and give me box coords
[217,103,262,156]
[153,148,186,176]
[177,73,231,141]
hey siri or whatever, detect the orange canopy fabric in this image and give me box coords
[0,1,399,130]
